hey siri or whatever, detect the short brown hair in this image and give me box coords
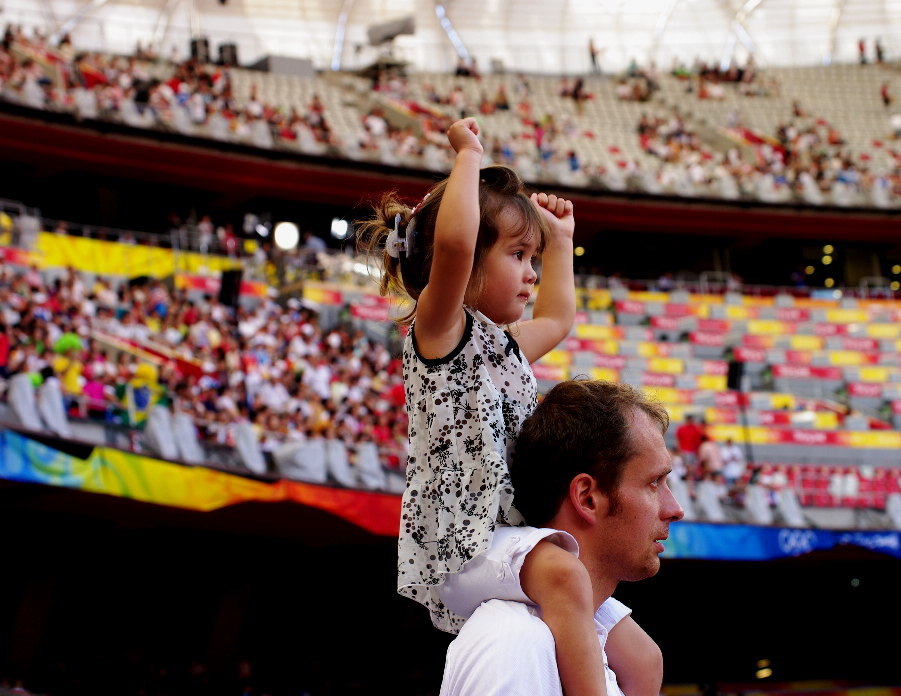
[510,380,669,526]
[356,165,549,324]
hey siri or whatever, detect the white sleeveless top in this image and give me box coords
[398,307,536,633]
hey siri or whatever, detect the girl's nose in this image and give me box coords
[525,264,537,284]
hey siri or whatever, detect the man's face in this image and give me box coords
[595,409,684,582]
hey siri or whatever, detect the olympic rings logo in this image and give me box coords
[777,528,818,555]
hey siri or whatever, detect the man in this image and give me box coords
[675,413,704,476]
[440,380,684,695]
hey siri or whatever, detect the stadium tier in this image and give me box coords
[3,217,901,541]
[2,28,899,209]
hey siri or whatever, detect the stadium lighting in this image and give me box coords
[825,278,835,288]
[756,668,773,679]
[273,221,300,250]
[892,281,900,292]
[822,255,832,265]
[331,218,349,239]
[574,246,585,257]
[823,244,834,254]
[804,265,815,275]
[892,264,900,275]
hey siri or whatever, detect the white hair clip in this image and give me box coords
[386,213,406,259]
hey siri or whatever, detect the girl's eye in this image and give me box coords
[513,251,523,259]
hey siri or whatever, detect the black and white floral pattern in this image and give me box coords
[398,308,536,633]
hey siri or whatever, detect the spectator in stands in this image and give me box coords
[675,413,704,475]
[441,379,683,696]
[697,434,723,481]
[880,82,893,109]
[720,438,745,486]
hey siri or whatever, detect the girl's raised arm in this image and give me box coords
[415,118,484,358]
[516,193,576,364]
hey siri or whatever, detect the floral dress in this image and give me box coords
[398,307,536,633]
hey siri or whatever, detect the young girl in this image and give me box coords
[361,118,657,696]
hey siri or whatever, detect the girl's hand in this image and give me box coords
[447,117,483,155]
[530,192,575,240]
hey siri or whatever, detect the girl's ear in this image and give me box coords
[568,473,599,525]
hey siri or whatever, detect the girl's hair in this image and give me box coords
[357,165,550,324]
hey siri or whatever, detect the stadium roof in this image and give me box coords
[7,0,901,73]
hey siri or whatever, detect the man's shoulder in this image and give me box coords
[458,599,551,645]
[441,600,560,696]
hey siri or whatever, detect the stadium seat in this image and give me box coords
[273,437,327,483]
[775,488,809,527]
[36,377,73,438]
[886,493,901,530]
[744,484,775,525]
[695,480,727,522]
[325,437,357,488]
[356,441,387,491]
[143,405,179,461]
[233,421,267,475]
[7,373,44,432]
[172,412,206,464]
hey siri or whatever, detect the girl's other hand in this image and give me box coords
[530,192,575,240]
[447,117,483,155]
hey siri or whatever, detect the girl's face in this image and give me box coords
[472,208,539,325]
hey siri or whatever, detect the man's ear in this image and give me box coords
[568,473,600,525]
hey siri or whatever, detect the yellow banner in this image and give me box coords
[790,335,823,350]
[585,367,620,382]
[845,431,901,449]
[828,350,868,366]
[825,309,869,324]
[648,357,684,374]
[539,349,572,366]
[582,289,612,310]
[35,232,242,277]
[857,366,892,382]
[747,320,790,335]
[642,386,688,404]
[813,412,840,429]
[725,306,752,320]
[696,375,726,390]
[575,324,618,340]
[867,324,901,338]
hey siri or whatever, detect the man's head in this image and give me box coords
[511,379,683,583]
[512,380,669,524]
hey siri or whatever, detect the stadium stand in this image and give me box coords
[2,10,901,693]
[1,26,899,209]
[2,203,900,533]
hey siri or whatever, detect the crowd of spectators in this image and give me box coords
[0,259,410,477]
[2,24,899,209]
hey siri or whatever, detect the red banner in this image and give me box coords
[593,354,628,370]
[702,360,729,375]
[848,382,883,398]
[771,364,843,380]
[842,337,880,351]
[641,372,676,387]
[690,331,726,347]
[774,307,810,322]
[697,319,730,333]
[814,323,849,336]
[614,300,645,315]
[733,347,767,363]
[650,316,680,330]
[785,350,813,365]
